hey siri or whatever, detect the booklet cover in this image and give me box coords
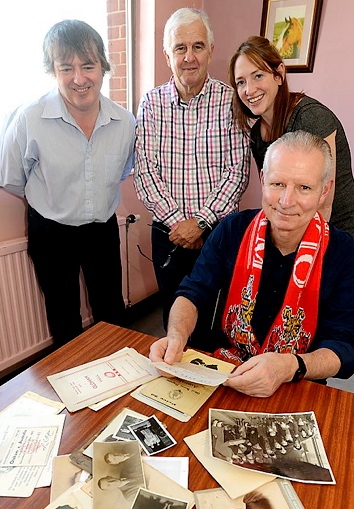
[47,347,160,412]
[132,350,234,421]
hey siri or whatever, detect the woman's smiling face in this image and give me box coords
[234,54,284,124]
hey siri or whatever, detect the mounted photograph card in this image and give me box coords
[260,0,323,72]
[209,409,335,485]
[92,440,145,509]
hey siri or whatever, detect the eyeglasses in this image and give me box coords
[147,223,170,235]
[161,244,178,268]
[137,224,178,268]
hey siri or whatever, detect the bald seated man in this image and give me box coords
[149,130,354,397]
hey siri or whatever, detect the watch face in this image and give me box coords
[196,218,208,230]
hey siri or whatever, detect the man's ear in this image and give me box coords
[319,179,334,205]
[260,169,265,186]
[163,49,171,68]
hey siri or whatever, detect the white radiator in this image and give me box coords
[0,212,155,377]
[0,238,52,376]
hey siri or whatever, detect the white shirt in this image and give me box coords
[0,88,135,226]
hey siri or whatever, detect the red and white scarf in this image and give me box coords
[215,210,329,363]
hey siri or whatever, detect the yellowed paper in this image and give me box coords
[0,391,65,417]
[138,350,234,417]
[184,430,274,499]
[0,415,65,497]
[194,479,305,509]
[143,462,194,509]
[44,481,92,509]
[51,455,88,501]
[140,376,217,416]
[0,415,65,468]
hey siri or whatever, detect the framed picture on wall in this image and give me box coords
[260,0,323,72]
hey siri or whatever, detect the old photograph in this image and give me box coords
[128,415,177,456]
[131,487,188,509]
[113,414,145,441]
[93,440,145,509]
[209,409,334,484]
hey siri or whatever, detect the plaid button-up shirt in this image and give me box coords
[134,76,250,228]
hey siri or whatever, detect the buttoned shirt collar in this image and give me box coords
[41,88,123,127]
[169,75,211,105]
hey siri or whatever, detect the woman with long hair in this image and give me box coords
[229,35,354,235]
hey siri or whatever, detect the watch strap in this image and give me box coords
[291,354,307,382]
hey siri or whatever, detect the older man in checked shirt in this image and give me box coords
[134,8,250,349]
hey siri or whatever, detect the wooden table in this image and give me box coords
[0,322,353,508]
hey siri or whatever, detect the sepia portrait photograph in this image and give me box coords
[93,440,145,509]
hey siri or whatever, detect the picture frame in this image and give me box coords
[260,0,323,72]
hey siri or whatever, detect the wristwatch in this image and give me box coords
[291,354,307,382]
[195,216,210,231]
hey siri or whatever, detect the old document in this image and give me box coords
[193,479,305,509]
[209,409,335,484]
[47,347,160,412]
[0,391,65,418]
[151,361,229,386]
[0,415,65,497]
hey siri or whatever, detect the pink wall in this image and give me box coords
[203,0,264,208]
[206,0,353,156]
[204,0,354,208]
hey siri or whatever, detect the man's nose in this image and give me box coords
[279,187,295,207]
[73,67,85,84]
[184,48,196,62]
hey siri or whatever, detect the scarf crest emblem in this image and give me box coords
[218,211,329,363]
